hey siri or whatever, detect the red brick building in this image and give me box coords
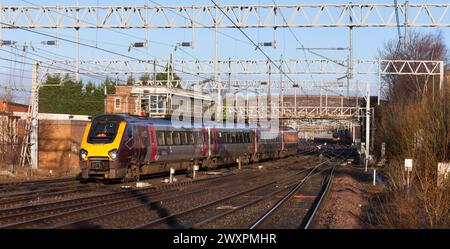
[0,101,28,113]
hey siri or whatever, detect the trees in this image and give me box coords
[39,75,115,117]
[139,62,182,88]
[38,60,184,116]
[379,31,448,101]
[372,31,450,228]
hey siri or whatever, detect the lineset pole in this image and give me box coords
[215,0,220,121]
[75,0,80,82]
[365,81,371,172]
[30,61,39,170]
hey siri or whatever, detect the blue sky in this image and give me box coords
[1,0,449,104]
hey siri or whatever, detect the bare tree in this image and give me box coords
[372,30,450,228]
[379,30,448,101]
[0,90,14,105]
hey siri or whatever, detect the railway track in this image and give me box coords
[0,177,76,187]
[132,155,341,229]
[0,172,241,228]
[249,165,336,229]
[0,150,346,229]
[0,154,313,228]
[54,155,321,229]
[188,157,340,229]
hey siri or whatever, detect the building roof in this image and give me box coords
[129,86,214,101]
[0,101,28,113]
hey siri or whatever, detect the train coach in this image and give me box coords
[79,114,298,182]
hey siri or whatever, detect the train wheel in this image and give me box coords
[124,165,140,183]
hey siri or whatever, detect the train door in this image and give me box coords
[201,127,208,157]
[211,128,218,155]
[251,129,257,154]
[148,124,157,161]
[132,125,150,163]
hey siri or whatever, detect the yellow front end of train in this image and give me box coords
[79,118,127,180]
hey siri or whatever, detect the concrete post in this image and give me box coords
[30,61,39,170]
[373,168,376,186]
[169,168,175,183]
[193,165,199,179]
[365,81,371,172]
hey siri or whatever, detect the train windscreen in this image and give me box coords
[87,121,119,144]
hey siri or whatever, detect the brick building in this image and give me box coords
[0,101,28,113]
[105,86,214,118]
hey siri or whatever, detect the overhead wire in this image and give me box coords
[0,48,129,85]
[393,0,403,51]
[20,0,214,71]
[271,0,343,96]
[0,21,215,84]
[209,0,299,91]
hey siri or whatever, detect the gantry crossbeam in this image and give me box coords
[1,3,450,28]
[40,59,444,77]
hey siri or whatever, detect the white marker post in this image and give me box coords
[193,165,199,179]
[365,157,369,172]
[437,162,450,187]
[404,159,413,191]
[373,168,376,186]
[169,168,175,183]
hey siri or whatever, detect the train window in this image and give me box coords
[244,133,250,143]
[222,132,227,144]
[173,132,181,145]
[188,132,195,144]
[88,121,118,144]
[237,133,242,143]
[223,133,227,143]
[126,126,133,138]
[165,131,173,145]
[157,131,165,145]
[231,133,236,143]
[180,132,188,145]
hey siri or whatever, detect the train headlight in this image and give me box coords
[108,149,118,159]
[80,149,88,159]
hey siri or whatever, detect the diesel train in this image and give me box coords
[79,114,299,182]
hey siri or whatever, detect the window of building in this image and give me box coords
[114,97,121,110]
[134,99,139,114]
[149,95,167,114]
